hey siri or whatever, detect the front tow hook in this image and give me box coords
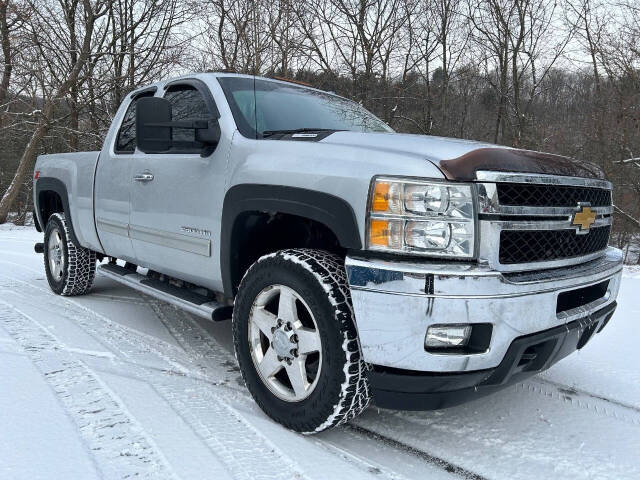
[34,242,44,254]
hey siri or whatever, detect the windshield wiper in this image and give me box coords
[261,128,341,138]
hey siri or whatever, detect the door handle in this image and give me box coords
[134,173,154,182]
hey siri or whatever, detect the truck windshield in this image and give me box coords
[217,77,393,139]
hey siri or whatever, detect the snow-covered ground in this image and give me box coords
[1,224,639,480]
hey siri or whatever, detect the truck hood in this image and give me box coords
[320,131,605,180]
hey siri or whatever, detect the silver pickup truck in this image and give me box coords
[33,72,623,433]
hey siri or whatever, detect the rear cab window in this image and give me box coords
[114,90,155,154]
[163,85,213,153]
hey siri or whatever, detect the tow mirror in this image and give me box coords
[136,96,220,155]
[196,120,221,147]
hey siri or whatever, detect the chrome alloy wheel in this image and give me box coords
[248,284,322,402]
[48,227,65,281]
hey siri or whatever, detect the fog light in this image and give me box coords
[425,325,472,349]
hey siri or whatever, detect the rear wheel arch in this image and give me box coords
[35,177,81,246]
[221,184,362,297]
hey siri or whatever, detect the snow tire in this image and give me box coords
[44,213,96,296]
[233,248,370,434]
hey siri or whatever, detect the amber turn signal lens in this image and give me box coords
[372,182,390,212]
[369,219,390,246]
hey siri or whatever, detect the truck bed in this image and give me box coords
[34,151,102,251]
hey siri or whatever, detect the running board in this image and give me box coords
[97,263,231,321]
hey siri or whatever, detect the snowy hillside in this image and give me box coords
[1,224,639,480]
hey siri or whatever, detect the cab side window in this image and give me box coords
[115,91,155,154]
[164,85,211,151]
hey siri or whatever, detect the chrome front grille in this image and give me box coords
[499,225,611,264]
[496,183,612,208]
[476,171,613,272]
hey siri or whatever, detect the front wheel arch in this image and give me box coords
[220,184,362,297]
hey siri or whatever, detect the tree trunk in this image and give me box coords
[68,4,79,150]
[0,0,98,224]
[0,104,54,223]
[494,46,508,144]
[0,0,12,113]
[440,5,449,129]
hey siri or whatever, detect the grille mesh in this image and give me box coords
[497,183,611,207]
[499,226,611,264]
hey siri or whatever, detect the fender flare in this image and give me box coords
[35,177,81,246]
[220,184,362,297]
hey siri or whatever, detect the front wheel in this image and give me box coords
[233,249,370,433]
[44,213,96,296]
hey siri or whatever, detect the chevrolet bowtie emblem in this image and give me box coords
[572,205,597,233]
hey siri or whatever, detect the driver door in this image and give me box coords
[129,80,227,289]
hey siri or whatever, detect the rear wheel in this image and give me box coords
[233,249,370,433]
[44,213,96,296]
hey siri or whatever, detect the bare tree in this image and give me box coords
[566,0,607,93]
[469,0,571,145]
[299,0,407,100]
[107,0,188,109]
[0,0,24,113]
[0,0,638,259]
[0,0,112,223]
[198,0,268,73]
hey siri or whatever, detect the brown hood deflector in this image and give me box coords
[438,147,605,181]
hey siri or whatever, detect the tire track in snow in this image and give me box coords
[344,425,488,480]
[518,378,640,426]
[140,299,310,480]
[78,294,408,480]
[89,356,308,480]
[143,298,239,380]
[0,258,45,275]
[4,260,485,479]
[90,292,149,305]
[150,377,307,480]
[0,271,195,369]
[12,258,635,480]
[537,376,640,414]
[0,264,592,480]
[145,299,416,480]
[18,254,639,434]
[145,299,470,480]
[0,301,178,480]
[0,274,307,480]
[0,269,237,391]
[310,436,414,480]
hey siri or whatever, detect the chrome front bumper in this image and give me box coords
[345,247,623,373]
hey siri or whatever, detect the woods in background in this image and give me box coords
[0,0,639,261]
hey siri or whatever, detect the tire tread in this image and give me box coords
[46,213,96,296]
[234,248,370,434]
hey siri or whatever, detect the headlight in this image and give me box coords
[367,177,476,258]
